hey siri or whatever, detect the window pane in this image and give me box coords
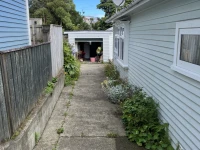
[115,38,117,49]
[118,39,120,56]
[121,39,124,60]
[180,35,200,66]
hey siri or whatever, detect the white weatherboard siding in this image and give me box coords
[113,53,128,79]
[126,0,200,149]
[65,31,113,62]
[0,0,30,51]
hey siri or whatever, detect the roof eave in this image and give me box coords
[106,0,150,23]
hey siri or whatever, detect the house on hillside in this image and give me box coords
[64,30,113,62]
[107,0,200,149]
[0,0,31,51]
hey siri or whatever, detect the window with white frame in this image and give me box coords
[115,26,124,60]
[114,21,129,68]
[171,20,200,81]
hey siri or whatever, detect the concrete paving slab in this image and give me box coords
[34,64,145,150]
[57,137,116,150]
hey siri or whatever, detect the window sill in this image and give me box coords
[171,65,200,82]
[117,59,128,69]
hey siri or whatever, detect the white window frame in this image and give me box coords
[114,21,130,69]
[171,19,200,82]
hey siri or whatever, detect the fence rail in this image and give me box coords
[0,43,52,142]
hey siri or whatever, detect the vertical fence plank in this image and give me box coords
[0,43,52,142]
[0,58,10,141]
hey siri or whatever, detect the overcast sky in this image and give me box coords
[73,0,105,18]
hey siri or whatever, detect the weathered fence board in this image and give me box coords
[0,43,52,141]
[30,24,63,77]
[0,62,10,142]
[50,25,63,77]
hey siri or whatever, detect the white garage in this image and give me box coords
[64,30,113,62]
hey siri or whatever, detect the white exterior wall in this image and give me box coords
[117,0,200,149]
[65,31,113,62]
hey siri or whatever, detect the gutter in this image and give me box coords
[106,0,150,23]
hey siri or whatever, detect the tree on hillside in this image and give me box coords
[92,17,112,30]
[29,0,91,30]
[97,0,133,18]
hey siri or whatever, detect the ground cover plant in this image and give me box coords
[63,42,80,86]
[102,62,173,150]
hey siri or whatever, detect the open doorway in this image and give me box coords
[76,41,103,61]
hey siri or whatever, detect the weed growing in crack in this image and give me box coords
[35,132,40,144]
[57,128,64,134]
[63,112,68,117]
[69,92,74,96]
[66,101,71,108]
[81,132,85,137]
[107,133,118,138]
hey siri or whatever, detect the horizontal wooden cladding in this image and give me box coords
[2,0,25,8]
[0,33,28,38]
[130,28,176,36]
[0,15,27,22]
[128,62,200,149]
[0,39,29,50]
[128,47,200,97]
[131,0,200,27]
[0,1,26,14]
[0,9,26,19]
[130,34,175,43]
[0,43,52,142]
[128,69,198,150]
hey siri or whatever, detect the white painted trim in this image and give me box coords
[26,0,31,45]
[114,21,130,65]
[172,19,200,82]
[117,58,128,69]
[171,65,200,82]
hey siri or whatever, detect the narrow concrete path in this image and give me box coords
[34,64,145,150]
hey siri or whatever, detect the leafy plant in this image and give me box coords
[57,127,64,134]
[52,77,58,83]
[35,132,40,144]
[122,89,173,150]
[63,42,80,86]
[11,131,20,140]
[102,79,132,104]
[45,81,55,94]
[104,63,119,80]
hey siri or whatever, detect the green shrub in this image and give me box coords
[102,79,132,104]
[63,42,80,86]
[104,63,119,80]
[122,89,173,150]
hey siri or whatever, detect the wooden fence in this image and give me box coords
[50,25,64,77]
[0,43,52,142]
[30,24,63,77]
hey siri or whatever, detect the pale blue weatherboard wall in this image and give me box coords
[0,0,29,51]
[115,0,200,149]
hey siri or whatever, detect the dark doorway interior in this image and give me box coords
[90,42,102,57]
